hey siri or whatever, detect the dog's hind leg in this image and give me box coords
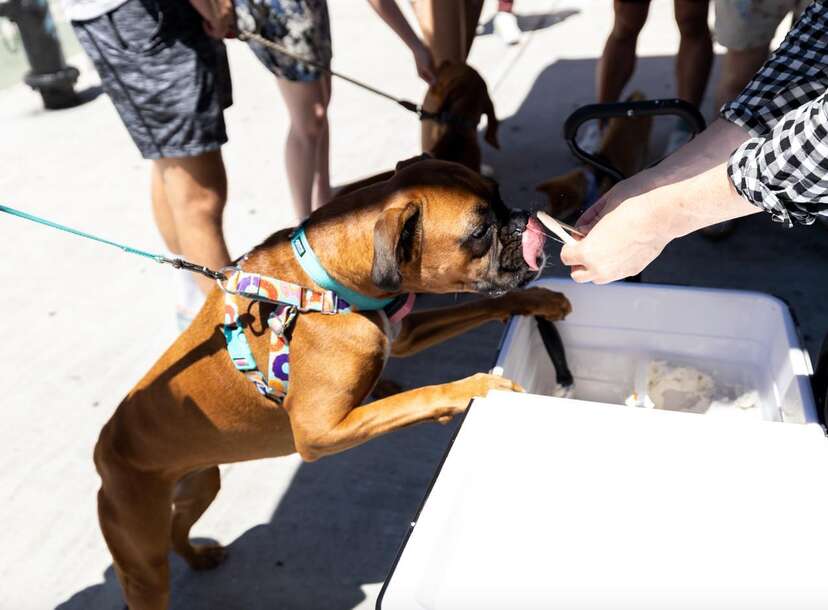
[95,435,175,610]
[171,466,226,570]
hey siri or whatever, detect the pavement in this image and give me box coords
[1,1,827,609]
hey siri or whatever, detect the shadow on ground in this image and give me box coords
[56,293,504,610]
[476,8,580,37]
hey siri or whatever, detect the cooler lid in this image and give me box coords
[378,392,828,610]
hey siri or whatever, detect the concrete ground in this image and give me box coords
[1,1,826,609]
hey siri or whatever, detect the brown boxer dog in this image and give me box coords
[334,62,499,199]
[94,157,570,609]
[421,60,499,172]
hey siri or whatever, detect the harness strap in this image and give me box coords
[223,268,348,314]
[221,233,416,403]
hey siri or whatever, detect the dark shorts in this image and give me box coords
[72,0,232,160]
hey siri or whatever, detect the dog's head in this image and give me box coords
[423,61,499,150]
[370,156,543,296]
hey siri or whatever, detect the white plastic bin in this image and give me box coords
[495,279,816,424]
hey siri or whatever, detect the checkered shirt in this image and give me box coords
[721,0,828,227]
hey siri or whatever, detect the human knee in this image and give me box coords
[675,3,711,38]
[291,102,328,142]
[610,6,647,41]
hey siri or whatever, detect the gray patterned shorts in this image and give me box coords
[72,0,232,160]
[236,0,332,82]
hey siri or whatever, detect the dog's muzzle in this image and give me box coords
[499,211,545,273]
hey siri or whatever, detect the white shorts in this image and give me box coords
[714,0,812,50]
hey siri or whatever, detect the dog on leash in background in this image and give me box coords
[93,157,570,609]
[421,60,500,172]
[337,61,500,198]
[535,91,653,221]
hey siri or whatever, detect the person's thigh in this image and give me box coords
[612,0,651,37]
[413,0,483,64]
[714,0,794,51]
[72,0,231,160]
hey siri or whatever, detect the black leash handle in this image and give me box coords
[563,98,707,182]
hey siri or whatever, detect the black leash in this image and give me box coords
[238,32,466,127]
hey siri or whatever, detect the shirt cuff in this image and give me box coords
[727,138,795,228]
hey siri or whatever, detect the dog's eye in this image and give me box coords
[471,223,490,239]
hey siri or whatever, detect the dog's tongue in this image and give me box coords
[521,217,545,271]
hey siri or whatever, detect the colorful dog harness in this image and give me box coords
[222,226,415,403]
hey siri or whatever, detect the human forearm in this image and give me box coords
[366,0,436,84]
[635,118,751,191]
[649,160,761,241]
[367,0,420,50]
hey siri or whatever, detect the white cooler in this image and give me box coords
[378,280,828,610]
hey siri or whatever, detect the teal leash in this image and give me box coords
[0,204,227,281]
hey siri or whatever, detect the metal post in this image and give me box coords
[0,0,79,109]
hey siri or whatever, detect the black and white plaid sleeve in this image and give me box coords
[720,0,828,227]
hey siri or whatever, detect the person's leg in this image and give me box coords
[312,74,332,211]
[151,163,180,255]
[597,1,650,104]
[413,0,465,65]
[276,77,329,222]
[155,151,230,295]
[716,46,769,108]
[674,0,713,107]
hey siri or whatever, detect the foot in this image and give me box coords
[494,11,521,45]
[664,119,693,157]
[183,543,227,571]
[576,121,602,155]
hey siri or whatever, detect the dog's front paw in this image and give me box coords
[436,373,524,423]
[511,287,571,321]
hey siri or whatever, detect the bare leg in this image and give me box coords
[151,163,180,254]
[674,0,713,106]
[715,46,769,109]
[312,74,332,210]
[276,77,330,222]
[597,0,649,103]
[154,151,231,295]
[413,0,484,150]
[171,466,226,570]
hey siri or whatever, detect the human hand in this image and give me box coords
[410,41,437,85]
[560,177,674,284]
[190,0,235,38]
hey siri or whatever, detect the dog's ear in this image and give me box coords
[371,202,421,292]
[395,153,433,172]
[482,89,500,149]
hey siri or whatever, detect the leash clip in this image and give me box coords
[216,266,242,294]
